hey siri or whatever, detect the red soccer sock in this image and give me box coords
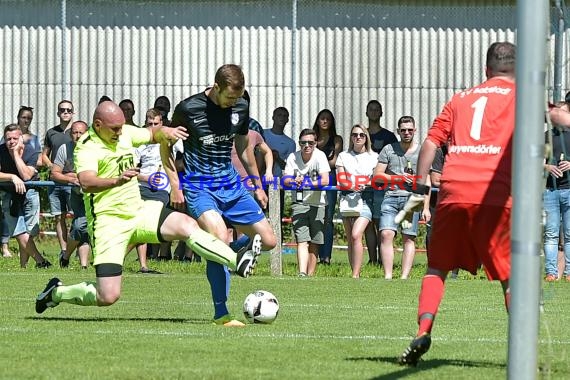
[417,274,445,336]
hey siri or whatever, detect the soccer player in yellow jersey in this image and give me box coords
[35,102,261,322]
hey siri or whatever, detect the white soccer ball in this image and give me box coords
[243,290,279,324]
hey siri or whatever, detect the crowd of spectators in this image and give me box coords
[0,93,443,279]
[8,89,564,282]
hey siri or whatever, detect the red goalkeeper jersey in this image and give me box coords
[427,76,515,207]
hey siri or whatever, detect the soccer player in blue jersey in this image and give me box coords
[168,64,277,327]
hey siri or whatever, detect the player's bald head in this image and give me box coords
[92,101,125,144]
[93,101,125,127]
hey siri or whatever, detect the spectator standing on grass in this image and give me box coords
[167,64,276,326]
[373,116,430,280]
[35,101,262,316]
[336,124,378,278]
[396,42,517,366]
[51,121,91,268]
[42,100,75,264]
[0,124,51,268]
[366,100,398,266]
[543,101,570,282]
[313,109,343,265]
[283,129,330,277]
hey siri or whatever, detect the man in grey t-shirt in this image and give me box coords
[373,116,430,280]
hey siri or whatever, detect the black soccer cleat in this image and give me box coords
[35,260,52,269]
[235,234,262,278]
[59,252,69,268]
[35,277,62,314]
[399,333,432,366]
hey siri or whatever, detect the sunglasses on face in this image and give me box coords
[59,108,73,114]
[299,140,316,146]
[351,133,366,138]
[399,129,414,133]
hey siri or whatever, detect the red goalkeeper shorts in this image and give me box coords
[428,203,511,281]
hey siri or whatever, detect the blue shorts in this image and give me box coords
[379,194,420,236]
[185,185,265,226]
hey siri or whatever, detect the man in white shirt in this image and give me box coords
[283,129,330,277]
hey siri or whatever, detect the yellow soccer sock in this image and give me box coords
[52,281,98,306]
[186,229,237,269]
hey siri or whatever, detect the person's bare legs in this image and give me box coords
[136,244,149,271]
[77,244,91,268]
[235,220,277,252]
[1,242,11,257]
[350,217,370,278]
[400,234,416,279]
[307,242,319,276]
[15,233,46,268]
[54,214,68,255]
[380,229,396,279]
[364,221,378,264]
[297,241,309,275]
[343,218,355,270]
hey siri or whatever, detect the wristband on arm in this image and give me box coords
[411,183,430,195]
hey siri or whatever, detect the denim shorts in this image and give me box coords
[48,185,71,216]
[379,194,420,236]
[1,189,40,237]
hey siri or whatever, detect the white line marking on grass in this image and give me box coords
[2,298,500,313]
[2,326,570,345]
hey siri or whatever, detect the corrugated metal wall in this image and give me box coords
[0,0,562,146]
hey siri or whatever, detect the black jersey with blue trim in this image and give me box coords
[171,91,249,189]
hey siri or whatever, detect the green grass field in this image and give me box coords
[1,239,570,379]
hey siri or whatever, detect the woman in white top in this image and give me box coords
[336,124,379,278]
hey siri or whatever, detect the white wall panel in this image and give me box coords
[0,0,560,149]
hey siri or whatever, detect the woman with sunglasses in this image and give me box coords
[312,109,343,265]
[336,125,379,278]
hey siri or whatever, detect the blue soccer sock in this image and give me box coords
[206,260,231,319]
[229,235,250,253]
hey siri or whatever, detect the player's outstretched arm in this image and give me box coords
[78,169,139,193]
[150,126,189,145]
